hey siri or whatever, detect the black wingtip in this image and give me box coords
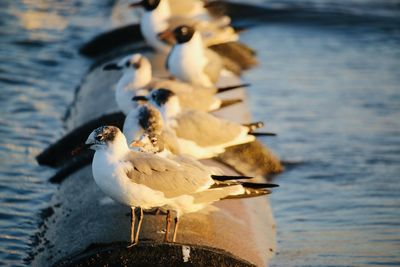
[217,83,251,93]
[218,98,243,109]
[211,174,253,181]
[241,182,279,189]
[252,132,277,137]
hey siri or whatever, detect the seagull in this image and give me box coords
[103,53,246,114]
[123,102,182,155]
[85,126,278,244]
[103,54,151,115]
[130,132,279,242]
[129,0,238,53]
[164,25,221,87]
[132,88,271,159]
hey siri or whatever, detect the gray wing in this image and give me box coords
[168,0,203,17]
[152,80,217,112]
[161,128,181,155]
[152,79,216,95]
[123,152,212,198]
[173,110,245,146]
[204,49,223,84]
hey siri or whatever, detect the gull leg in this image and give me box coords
[127,206,136,248]
[164,210,172,242]
[134,207,144,244]
[172,217,180,242]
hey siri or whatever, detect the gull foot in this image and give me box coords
[126,242,138,248]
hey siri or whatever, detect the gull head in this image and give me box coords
[103,54,151,75]
[149,88,176,107]
[149,88,181,117]
[85,126,122,151]
[130,133,164,154]
[173,25,195,44]
[130,0,161,11]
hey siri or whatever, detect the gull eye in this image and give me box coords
[95,135,102,141]
[125,60,130,67]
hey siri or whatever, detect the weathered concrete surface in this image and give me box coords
[55,242,257,267]
[32,30,280,266]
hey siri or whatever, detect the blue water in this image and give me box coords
[243,22,400,266]
[0,1,112,265]
[0,0,399,266]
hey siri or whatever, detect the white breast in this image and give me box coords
[92,151,168,209]
[115,85,136,115]
[168,33,212,87]
[140,8,170,52]
[123,108,143,144]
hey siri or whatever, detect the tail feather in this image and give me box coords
[224,182,279,199]
[209,41,258,71]
[242,121,264,131]
[219,98,243,109]
[217,83,251,93]
[223,188,271,199]
[210,182,240,189]
[192,185,244,204]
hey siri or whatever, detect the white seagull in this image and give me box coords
[123,103,181,155]
[85,126,277,243]
[103,54,151,115]
[165,25,222,87]
[103,53,245,114]
[130,0,238,52]
[131,88,270,159]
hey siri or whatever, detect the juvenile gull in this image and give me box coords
[85,126,277,244]
[123,103,181,155]
[132,88,268,158]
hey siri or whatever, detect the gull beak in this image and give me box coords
[71,143,92,155]
[203,2,212,8]
[129,1,143,8]
[103,63,122,71]
[158,30,175,44]
[130,140,144,148]
[132,95,148,102]
[133,57,142,69]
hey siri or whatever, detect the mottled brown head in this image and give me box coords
[85,126,120,150]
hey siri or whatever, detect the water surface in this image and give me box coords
[241,12,400,267]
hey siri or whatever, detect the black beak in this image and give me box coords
[158,30,175,45]
[71,143,92,155]
[103,63,122,71]
[129,0,143,7]
[133,60,141,69]
[132,96,148,102]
